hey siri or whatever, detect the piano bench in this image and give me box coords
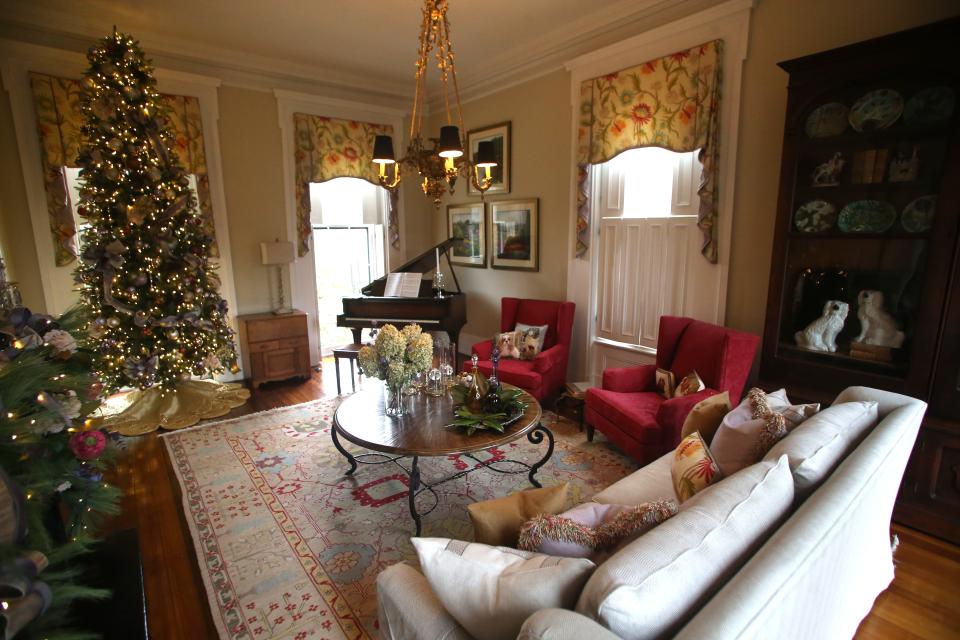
[332,343,364,395]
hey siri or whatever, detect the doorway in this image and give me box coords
[309,178,386,355]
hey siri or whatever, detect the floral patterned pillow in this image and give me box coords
[671,431,722,503]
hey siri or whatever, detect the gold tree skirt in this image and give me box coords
[99,380,250,435]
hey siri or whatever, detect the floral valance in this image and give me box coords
[29,72,218,265]
[293,112,398,256]
[576,39,723,262]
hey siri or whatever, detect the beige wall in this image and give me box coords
[0,75,45,311]
[216,86,287,314]
[727,0,959,334]
[404,70,572,344]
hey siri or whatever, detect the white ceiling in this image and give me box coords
[0,0,724,107]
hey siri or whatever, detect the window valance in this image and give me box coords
[576,39,723,262]
[29,72,218,266]
[292,113,399,256]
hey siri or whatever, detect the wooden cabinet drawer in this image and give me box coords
[248,340,280,353]
[278,337,307,349]
[245,315,307,342]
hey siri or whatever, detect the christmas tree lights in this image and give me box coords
[75,31,238,393]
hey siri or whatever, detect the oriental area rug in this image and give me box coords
[163,397,637,640]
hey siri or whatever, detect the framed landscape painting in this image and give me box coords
[447,202,486,268]
[467,121,511,195]
[490,198,538,271]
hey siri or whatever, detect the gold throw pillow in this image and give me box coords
[467,483,569,547]
[680,391,732,443]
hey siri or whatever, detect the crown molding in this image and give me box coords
[0,15,412,109]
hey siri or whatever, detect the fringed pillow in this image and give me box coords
[517,498,678,560]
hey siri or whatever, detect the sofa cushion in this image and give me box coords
[412,537,594,640]
[585,389,663,444]
[680,391,731,442]
[468,483,569,547]
[575,456,794,639]
[517,499,677,560]
[764,400,879,497]
[592,450,676,505]
[711,388,820,476]
[671,432,722,502]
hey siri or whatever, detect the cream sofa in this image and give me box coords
[377,387,925,640]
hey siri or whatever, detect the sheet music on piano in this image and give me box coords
[383,272,423,298]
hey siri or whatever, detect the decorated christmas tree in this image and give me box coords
[75,31,239,394]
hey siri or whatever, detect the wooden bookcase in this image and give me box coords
[759,18,960,543]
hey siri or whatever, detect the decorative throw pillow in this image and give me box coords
[494,331,521,359]
[680,391,731,442]
[517,498,677,559]
[655,368,676,398]
[467,483,569,547]
[412,537,595,640]
[710,388,820,476]
[671,432,722,502]
[674,371,706,398]
[515,323,548,360]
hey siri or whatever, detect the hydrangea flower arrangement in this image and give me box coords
[358,324,433,389]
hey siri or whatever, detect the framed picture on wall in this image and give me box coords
[447,202,486,268]
[490,198,538,271]
[467,121,511,195]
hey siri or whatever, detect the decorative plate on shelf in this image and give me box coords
[805,102,849,138]
[903,86,956,126]
[838,200,897,233]
[901,195,937,233]
[849,89,903,132]
[794,200,838,232]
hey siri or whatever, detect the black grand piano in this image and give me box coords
[337,239,467,349]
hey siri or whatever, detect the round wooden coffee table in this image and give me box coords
[331,380,553,535]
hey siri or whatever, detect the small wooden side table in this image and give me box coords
[556,381,592,431]
[238,311,311,388]
[331,343,363,395]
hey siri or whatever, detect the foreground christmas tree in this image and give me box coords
[0,305,121,639]
[75,31,247,433]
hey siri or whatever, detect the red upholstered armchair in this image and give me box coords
[465,298,575,401]
[585,316,759,464]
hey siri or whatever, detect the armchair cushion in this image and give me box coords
[585,389,664,444]
[601,364,656,393]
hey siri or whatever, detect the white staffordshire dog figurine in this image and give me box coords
[795,300,849,352]
[855,290,905,348]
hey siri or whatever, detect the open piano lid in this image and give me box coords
[361,238,461,295]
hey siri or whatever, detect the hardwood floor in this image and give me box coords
[101,362,960,639]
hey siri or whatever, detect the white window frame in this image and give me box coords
[1,38,243,380]
[274,89,405,366]
[563,0,754,382]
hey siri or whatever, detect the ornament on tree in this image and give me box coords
[69,430,107,461]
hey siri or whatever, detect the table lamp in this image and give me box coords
[260,240,295,315]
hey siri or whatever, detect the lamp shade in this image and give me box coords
[475,140,497,167]
[373,135,396,163]
[437,125,464,158]
[260,240,295,265]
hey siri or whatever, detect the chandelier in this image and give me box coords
[372,0,497,204]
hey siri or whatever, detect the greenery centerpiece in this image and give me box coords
[447,370,528,435]
[357,324,432,417]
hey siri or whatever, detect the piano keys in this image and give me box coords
[337,239,467,349]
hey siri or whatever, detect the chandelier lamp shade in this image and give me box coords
[372,0,496,204]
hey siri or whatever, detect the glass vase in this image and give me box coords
[385,382,406,418]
